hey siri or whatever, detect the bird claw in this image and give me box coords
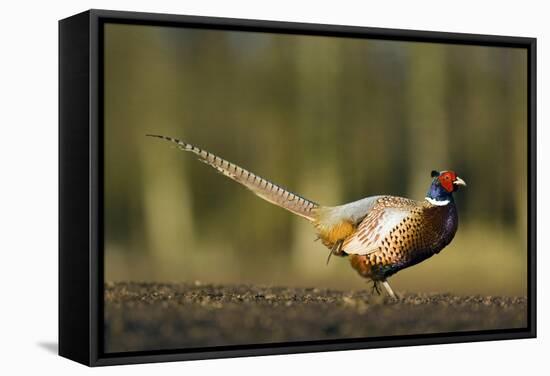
[326,240,344,265]
[369,280,382,295]
[368,279,398,300]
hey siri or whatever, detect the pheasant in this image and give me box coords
[147,134,466,299]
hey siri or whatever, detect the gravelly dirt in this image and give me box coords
[104,281,527,353]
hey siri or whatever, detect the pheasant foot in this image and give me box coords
[326,240,344,265]
[381,279,398,300]
[369,280,382,295]
[369,279,398,300]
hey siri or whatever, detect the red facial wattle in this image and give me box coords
[438,171,457,192]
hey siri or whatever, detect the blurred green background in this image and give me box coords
[103,23,527,296]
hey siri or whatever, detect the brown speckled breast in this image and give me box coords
[348,196,458,280]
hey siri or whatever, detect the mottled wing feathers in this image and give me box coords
[341,196,419,256]
[342,208,410,255]
[147,134,319,221]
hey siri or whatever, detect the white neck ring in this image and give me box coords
[425,197,450,206]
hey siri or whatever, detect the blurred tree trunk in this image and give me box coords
[137,28,197,279]
[509,51,528,242]
[291,36,345,273]
[406,44,450,199]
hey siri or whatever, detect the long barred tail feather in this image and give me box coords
[146,134,320,221]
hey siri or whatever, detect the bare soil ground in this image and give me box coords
[104,281,527,353]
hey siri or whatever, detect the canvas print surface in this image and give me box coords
[102,23,528,353]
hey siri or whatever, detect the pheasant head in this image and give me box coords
[426,170,466,205]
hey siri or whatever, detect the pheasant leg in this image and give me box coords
[327,240,343,265]
[381,279,397,300]
[370,280,381,295]
[326,240,343,265]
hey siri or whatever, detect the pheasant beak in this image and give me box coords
[453,176,467,187]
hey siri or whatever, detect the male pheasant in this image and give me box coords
[147,135,466,299]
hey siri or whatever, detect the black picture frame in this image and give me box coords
[59,9,537,367]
